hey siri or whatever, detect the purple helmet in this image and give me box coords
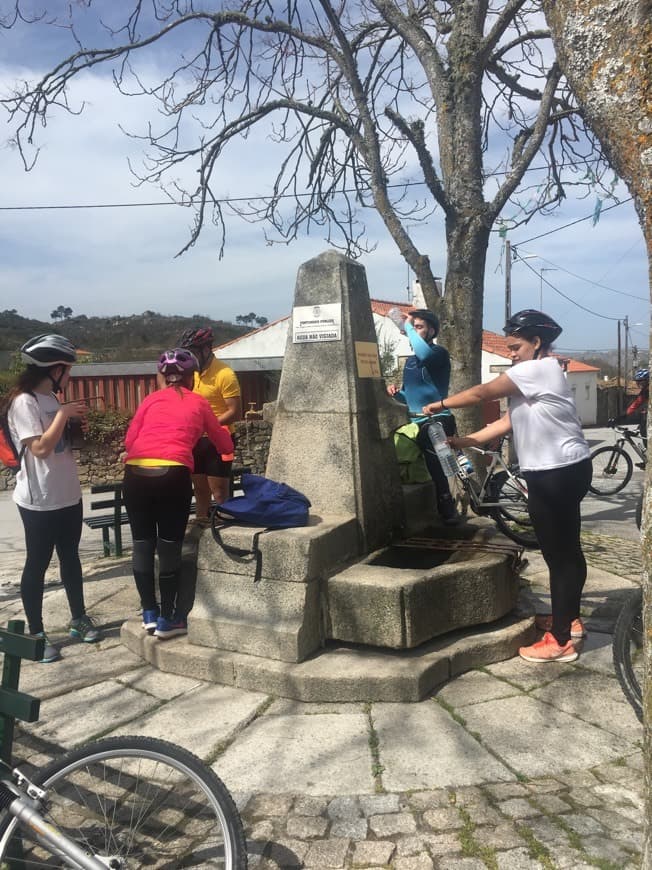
[157,348,199,378]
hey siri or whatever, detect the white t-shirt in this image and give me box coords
[505,357,590,472]
[8,391,82,511]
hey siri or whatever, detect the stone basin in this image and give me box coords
[326,525,521,650]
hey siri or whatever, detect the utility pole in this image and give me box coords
[504,240,511,324]
[617,319,622,416]
[624,315,629,394]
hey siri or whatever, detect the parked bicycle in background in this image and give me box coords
[589,422,646,495]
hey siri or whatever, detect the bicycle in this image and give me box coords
[589,423,646,495]
[0,734,248,868]
[612,490,644,723]
[398,417,537,548]
[613,588,643,723]
[454,439,538,549]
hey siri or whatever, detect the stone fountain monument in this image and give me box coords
[122,250,533,701]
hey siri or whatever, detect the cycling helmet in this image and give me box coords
[178,327,213,350]
[20,334,77,367]
[157,348,199,378]
[504,309,562,344]
[634,368,649,382]
[408,309,439,336]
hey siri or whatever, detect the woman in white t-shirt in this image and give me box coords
[4,334,102,663]
[423,310,592,665]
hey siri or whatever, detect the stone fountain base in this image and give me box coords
[121,503,536,702]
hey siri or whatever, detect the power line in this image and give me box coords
[515,254,621,321]
[513,249,649,303]
[0,158,608,212]
[513,198,633,245]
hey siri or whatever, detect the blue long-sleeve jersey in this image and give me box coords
[395,322,451,422]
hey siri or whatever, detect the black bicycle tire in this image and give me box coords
[612,588,644,723]
[589,445,633,495]
[0,735,247,869]
[490,472,539,549]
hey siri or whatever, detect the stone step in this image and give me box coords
[121,611,534,703]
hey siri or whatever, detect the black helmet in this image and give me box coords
[409,309,439,336]
[634,368,649,382]
[20,334,77,367]
[178,327,213,350]
[504,309,562,344]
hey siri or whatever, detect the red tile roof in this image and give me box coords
[482,330,600,372]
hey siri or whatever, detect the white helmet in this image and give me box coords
[20,334,77,367]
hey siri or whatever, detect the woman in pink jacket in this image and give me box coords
[123,348,233,640]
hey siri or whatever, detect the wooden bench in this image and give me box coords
[0,619,42,762]
[84,466,252,557]
[85,483,127,558]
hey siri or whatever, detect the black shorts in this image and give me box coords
[192,435,233,478]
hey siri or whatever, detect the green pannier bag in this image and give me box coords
[393,422,431,484]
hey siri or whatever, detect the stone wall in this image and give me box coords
[0,419,272,491]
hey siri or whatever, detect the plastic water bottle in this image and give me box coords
[425,421,459,478]
[387,307,406,334]
[457,452,474,476]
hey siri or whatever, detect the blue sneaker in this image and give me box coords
[142,606,160,634]
[69,614,101,643]
[154,616,188,640]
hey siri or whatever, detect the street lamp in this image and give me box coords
[539,268,557,310]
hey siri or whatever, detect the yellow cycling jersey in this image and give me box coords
[193,356,241,431]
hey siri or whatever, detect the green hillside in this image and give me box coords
[0,309,247,363]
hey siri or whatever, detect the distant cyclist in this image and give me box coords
[123,349,233,640]
[615,368,648,451]
[178,327,242,524]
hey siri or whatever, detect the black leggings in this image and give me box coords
[123,465,193,619]
[523,458,592,645]
[18,501,86,636]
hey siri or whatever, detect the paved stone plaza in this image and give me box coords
[0,492,644,869]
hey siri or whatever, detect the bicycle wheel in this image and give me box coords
[490,471,539,549]
[613,588,643,723]
[589,445,633,495]
[0,735,247,868]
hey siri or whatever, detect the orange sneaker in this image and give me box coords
[519,632,579,663]
[534,615,586,638]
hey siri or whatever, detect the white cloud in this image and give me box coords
[0,44,648,353]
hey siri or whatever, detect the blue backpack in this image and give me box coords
[210,474,311,581]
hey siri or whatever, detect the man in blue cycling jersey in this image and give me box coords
[387,308,459,525]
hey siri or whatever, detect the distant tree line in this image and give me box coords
[0,309,268,363]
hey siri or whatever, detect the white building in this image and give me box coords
[217,301,599,424]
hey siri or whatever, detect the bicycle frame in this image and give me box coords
[611,425,646,464]
[0,761,108,869]
[459,444,528,513]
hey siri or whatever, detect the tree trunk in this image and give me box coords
[542,3,651,866]
[440,215,490,435]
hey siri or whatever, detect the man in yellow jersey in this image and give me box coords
[178,327,242,521]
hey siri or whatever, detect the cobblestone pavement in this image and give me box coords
[237,759,644,869]
[581,530,644,585]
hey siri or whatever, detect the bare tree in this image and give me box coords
[2,0,611,397]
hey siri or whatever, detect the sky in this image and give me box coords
[0,3,648,358]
